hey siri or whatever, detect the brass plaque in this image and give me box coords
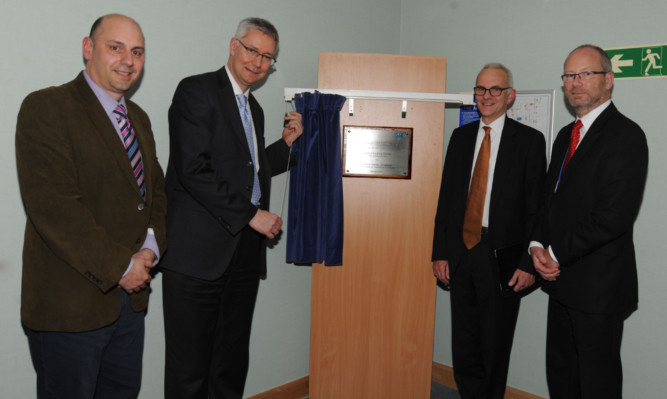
[342,126,413,179]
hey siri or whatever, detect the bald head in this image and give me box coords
[89,14,144,44]
[83,14,145,100]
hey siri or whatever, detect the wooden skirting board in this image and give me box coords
[246,376,309,399]
[431,362,545,399]
[245,363,544,399]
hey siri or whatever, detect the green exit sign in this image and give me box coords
[605,44,667,79]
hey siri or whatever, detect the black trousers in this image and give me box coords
[546,296,626,399]
[25,291,145,399]
[163,227,262,399]
[449,233,520,399]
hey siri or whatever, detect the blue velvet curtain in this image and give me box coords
[286,92,346,266]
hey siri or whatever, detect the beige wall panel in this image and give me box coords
[310,52,447,398]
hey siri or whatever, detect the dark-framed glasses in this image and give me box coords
[236,38,276,66]
[561,71,607,82]
[473,86,511,97]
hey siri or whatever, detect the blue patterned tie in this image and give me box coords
[113,104,146,200]
[237,94,261,205]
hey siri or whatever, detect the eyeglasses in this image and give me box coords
[561,71,607,82]
[473,86,511,97]
[236,38,276,66]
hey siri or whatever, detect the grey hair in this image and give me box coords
[235,17,279,47]
[479,63,514,88]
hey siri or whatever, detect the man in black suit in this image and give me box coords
[530,44,648,399]
[432,63,546,399]
[160,18,303,399]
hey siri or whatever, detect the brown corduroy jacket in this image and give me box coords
[16,72,167,332]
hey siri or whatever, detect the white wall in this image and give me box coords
[400,1,667,397]
[0,1,399,397]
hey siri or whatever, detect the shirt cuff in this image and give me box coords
[548,246,559,264]
[528,241,544,254]
[122,228,160,277]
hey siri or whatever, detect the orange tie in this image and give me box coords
[463,126,491,249]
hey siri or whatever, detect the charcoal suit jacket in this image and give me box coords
[432,117,546,276]
[532,103,648,314]
[161,67,291,279]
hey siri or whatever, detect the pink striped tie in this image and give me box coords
[113,104,146,200]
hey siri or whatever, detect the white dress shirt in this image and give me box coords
[470,115,506,228]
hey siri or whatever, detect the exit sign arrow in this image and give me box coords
[611,54,633,73]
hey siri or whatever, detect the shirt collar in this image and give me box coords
[577,99,611,132]
[480,114,506,136]
[225,67,250,99]
[83,70,126,116]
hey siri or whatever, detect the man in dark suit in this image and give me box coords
[15,14,166,398]
[432,63,546,399]
[530,45,648,399]
[160,17,303,399]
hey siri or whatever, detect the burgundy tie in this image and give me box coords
[463,126,491,250]
[563,120,582,170]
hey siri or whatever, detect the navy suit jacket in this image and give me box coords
[161,67,290,279]
[533,103,648,314]
[432,117,546,276]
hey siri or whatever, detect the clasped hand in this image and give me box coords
[530,246,560,281]
[433,260,536,292]
[119,248,157,294]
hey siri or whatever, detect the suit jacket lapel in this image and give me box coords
[567,103,616,169]
[216,67,255,153]
[248,93,269,178]
[73,74,144,199]
[490,118,516,213]
[456,122,480,207]
[462,121,480,179]
[557,103,618,188]
[248,94,265,150]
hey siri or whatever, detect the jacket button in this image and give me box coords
[245,185,251,191]
[137,203,145,211]
[135,238,141,244]
[247,161,253,167]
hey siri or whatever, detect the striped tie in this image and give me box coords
[237,94,261,205]
[113,104,146,200]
